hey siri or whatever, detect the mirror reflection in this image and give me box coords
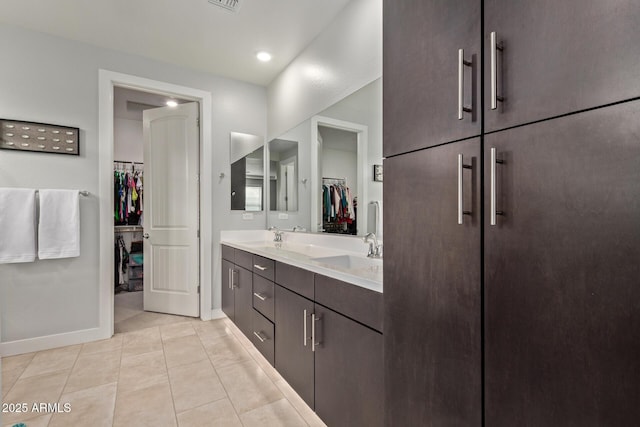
[230,132,264,211]
[269,139,298,212]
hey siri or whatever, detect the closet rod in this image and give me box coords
[35,190,89,196]
[323,177,346,181]
[114,160,144,165]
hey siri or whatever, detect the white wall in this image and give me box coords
[267,0,382,140]
[114,117,143,162]
[0,24,266,348]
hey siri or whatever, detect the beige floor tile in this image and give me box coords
[202,334,252,369]
[168,359,227,413]
[80,334,124,356]
[2,370,69,425]
[19,345,81,379]
[2,413,52,427]
[2,368,22,398]
[216,360,283,415]
[274,379,326,427]
[246,346,281,383]
[121,325,163,358]
[113,381,177,427]
[163,335,208,369]
[193,318,235,341]
[49,382,117,427]
[117,349,167,393]
[116,311,194,334]
[64,348,122,393]
[239,398,308,427]
[161,321,196,342]
[1,352,36,373]
[176,398,242,427]
[114,306,141,324]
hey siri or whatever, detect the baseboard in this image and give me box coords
[210,309,226,320]
[0,327,109,357]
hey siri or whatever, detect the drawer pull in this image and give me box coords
[253,292,267,301]
[253,264,268,271]
[253,331,266,343]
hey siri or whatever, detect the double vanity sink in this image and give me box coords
[221,229,383,293]
[220,230,383,427]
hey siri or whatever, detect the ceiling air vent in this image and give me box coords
[207,0,241,12]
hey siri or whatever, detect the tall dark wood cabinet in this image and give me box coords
[221,250,253,337]
[383,0,481,157]
[384,1,640,425]
[484,101,640,426]
[484,0,640,132]
[384,139,482,426]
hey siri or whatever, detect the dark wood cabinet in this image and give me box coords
[383,0,481,157]
[274,284,315,408]
[220,246,253,337]
[384,139,482,426]
[484,0,640,133]
[314,304,384,427]
[484,100,640,426]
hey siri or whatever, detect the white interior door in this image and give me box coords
[143,102,200,317]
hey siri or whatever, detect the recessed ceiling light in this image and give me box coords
[166,100,178,107]
[256,51,272,62]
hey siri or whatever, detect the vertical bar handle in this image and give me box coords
[458,49,472,120]
[490,148,504,225]
[303,309,308,347]
[231,269,236,289]
[228,269,231,289]
[458,154,472,225]
[490,32,504,110]
[311,313,319,352]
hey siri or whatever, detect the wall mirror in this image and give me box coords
[230,132,265,211]
[269,139,299,212]
[267,78,382,237]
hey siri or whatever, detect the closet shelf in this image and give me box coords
[114,225,143,233]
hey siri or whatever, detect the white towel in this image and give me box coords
[38,189,80,259]
[0,188,37,263]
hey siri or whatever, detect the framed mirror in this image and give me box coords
[230,132,265,211]
[269,138,298,212]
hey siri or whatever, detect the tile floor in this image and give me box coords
[1,317,326,427]
[114,291,194,333]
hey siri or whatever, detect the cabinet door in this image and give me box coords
[314,305,383,427]
[233,267,253,337]
[383,0,481,157]
[485,101,640,426]
[221,259,235,321]
[484,0,640,133]
[384,139,482,425]
[274,285,315,408]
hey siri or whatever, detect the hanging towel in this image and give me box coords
[38,189,80,259]
[0,188,37,263]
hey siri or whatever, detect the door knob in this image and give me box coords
[143,233,149,239]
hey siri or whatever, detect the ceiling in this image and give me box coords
[0,0,352,86]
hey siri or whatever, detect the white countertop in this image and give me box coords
[220,230,383,293]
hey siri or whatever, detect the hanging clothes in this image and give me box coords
[114,163,144,226]
[322,178,356,234]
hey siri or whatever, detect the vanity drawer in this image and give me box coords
[253,255,275,281]
[275,261,314,299]
[221,244,235,262]
[315,274,383,333]
[253,275,275,322]
[251,309,275,366]
[235,249,254,271]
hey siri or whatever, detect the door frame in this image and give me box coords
[310,115,368,234]
[98,70,213,338]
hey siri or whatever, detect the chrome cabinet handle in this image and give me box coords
[230,269,237,289]
[253,292,267,301]
[253,264,267,271]
[458,154,472,224]
[253,331,266,343]
[228,269,231,289]
[311,313,320,352]
[458,49,472,120]
[303,309,308,347]
[490,147,504,225]
[490,32,504,110]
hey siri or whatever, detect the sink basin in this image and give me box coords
[311,255,382,269]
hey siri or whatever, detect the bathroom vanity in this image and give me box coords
[220,230,383,427]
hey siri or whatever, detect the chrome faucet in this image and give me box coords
[268,226,283,242]
[363,232,382,258]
